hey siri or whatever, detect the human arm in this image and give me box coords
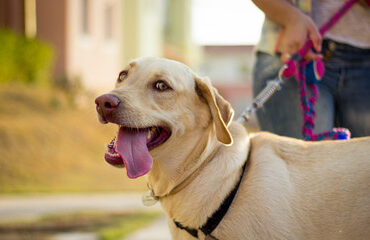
[251,0,322,61]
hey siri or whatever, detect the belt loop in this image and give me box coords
[328,41,336,52]
[324,40,336,61]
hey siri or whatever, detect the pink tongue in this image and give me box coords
[116,127,153,179]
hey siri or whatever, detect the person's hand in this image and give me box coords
[277,10,322,63]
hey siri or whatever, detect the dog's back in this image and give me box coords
[275,134,370,239]
[215,132,370,240]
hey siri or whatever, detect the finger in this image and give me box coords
[308,25,322,52]
[279,39,300,60]
[304,50,323,62]
[281,52,292,63]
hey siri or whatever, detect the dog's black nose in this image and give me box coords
[95,94,121,112]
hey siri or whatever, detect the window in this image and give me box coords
[81,0,89,35]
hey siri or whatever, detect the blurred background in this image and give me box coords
[0,0,263,239]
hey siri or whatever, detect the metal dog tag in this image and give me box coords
[142,190,159,207]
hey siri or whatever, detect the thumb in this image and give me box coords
[281,52,292,63]
[308,25,322,52]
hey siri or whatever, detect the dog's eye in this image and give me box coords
[118,71,128,83]
[154,81,171,91]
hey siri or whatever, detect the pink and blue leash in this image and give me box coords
[281,0,369,141]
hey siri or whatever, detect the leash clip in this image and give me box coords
[278,64,288,81]
[236,65,287,124]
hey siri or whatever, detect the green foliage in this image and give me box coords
[99,212,161,240]
[0,29,54,85]
[0,210,162,240]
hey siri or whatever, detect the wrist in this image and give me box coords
[280,7,306,27]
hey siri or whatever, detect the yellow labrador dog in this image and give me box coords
[95,57,370,240]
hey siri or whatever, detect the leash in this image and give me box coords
[237,0,367,141]
[174,1,365,239]
[150,2,367,238]
[174,1,359,237]
[236,65,287,123]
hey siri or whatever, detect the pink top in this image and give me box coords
[257,0,370,55]
[312,0,370,48]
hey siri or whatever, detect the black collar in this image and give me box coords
[173,156,249,239]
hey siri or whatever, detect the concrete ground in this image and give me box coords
[124,216,171,240]
[0,193,171,240]
[0,193,161,221]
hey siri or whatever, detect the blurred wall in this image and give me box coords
[36,0,123,91]
[164,0,200,68]
[199,45,255,115]
[36,0,67,80]
[0,0,25,34]
[121,0,165,65]
[66,0,123,91]
[200,45,255,84]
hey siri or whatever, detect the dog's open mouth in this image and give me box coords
[105,126,171,179]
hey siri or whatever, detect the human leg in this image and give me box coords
[335,52,370,137]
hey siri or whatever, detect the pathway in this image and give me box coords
[0,193,171,240]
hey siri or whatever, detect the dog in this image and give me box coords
[95,57,370,240]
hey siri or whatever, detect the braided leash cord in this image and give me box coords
[295,59,351,141]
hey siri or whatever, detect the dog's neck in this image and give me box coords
[147,122,219,198]
[149,122,250,229]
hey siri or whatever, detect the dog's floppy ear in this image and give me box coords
[195,76,234,145]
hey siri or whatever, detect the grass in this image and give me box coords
[0,84,147,193]
[0,210,162,240]
[99,212,161,240]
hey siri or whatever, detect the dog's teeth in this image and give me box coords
[107,152,120,157]
[147,127,156,140]
[147,127,155,139]
[147,131,152,140]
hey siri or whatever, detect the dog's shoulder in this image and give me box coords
[248,131,305,153]
[249,132,370,166]
[248,132,319,166]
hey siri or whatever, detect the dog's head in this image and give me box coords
[95,57,234,178]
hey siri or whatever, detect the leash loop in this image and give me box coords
[237,0,359,141]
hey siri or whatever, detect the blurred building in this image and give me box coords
[0,0,26,35]
[198,45,254,114]
[0,0,196,91]
[121,0,165,67]
[200,45,254,84]
[164,0,200,68]
[0,0,122,90]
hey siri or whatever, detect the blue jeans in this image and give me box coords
[252,40,370,139]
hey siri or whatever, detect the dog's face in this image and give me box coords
[95,57,234,179]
